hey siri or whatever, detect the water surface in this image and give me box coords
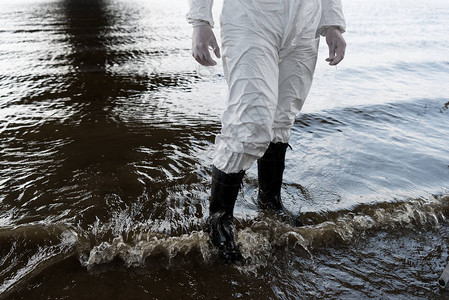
[1,0,449,298]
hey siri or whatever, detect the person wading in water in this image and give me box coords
[187,0,347,261]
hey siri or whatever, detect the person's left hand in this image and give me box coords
[192,25,221,66]
[325,27,346,66]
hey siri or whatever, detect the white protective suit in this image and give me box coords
[187,0,346,174]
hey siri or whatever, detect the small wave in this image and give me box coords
[79,195,448,271]
[295,97,448,132]
[245,195,448,253]
[81,232,211,270]
[0,226,77,298]
[1,195,447,297]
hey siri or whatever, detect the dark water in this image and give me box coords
[1,0,449,298]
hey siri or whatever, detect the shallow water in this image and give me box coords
[1,0,449,298]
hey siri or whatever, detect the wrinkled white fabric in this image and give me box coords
[186,0,215,27]
[187,0,346,173]
[317,0,346,35]
[186,0,346,35]
[212,0,322,173]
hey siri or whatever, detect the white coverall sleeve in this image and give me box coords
[317,0,346,36]
[186,0,215,28]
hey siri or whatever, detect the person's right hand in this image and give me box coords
[192,25,221,66]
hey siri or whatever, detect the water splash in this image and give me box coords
[77,195,448,271]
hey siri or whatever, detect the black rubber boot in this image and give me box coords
[257,142,289,210]
[257,142,303,226]
[208,166,245,262]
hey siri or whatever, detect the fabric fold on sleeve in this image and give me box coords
[317,0,346,36]
[186,0,215,28]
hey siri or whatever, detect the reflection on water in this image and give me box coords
[0,0,449,299]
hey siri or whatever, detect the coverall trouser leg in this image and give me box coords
[213,0,321,174]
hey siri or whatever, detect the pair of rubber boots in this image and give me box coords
[208,142,290,262]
